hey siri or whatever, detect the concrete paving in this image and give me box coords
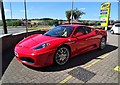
[1,32,119,84]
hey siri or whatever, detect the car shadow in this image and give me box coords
[25,44,118,72]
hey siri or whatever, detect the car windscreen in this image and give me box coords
[44,26,74,38]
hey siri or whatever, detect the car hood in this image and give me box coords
[16,34,66,49]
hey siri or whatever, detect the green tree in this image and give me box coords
[66,8,85,23]
[73,8,85,20]
[66,10,71,24]
[7,20,22,26]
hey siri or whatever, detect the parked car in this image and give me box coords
[110,23,120,34]
[14,24,107,67]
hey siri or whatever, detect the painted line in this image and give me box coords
[58,53,110,84]
[59,75,73,83]
[84,53,110,69]
[114,66,120,72]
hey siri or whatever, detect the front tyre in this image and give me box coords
[54,46,70,65]
[110,30,114,34]
[99,37,106,50]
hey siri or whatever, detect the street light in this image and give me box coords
[0,0,8,34]
[10,2,13,27]
[71,0,74,24]
[24,0,28,36]
[118,0,120,21]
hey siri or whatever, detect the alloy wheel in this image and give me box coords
[55,47,70,65]
[100,37,106,50]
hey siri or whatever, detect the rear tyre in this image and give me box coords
[99,37,106,50]
[54,46,70,65]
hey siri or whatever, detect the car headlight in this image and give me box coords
[34,43,50,50]
[14,51,18,57]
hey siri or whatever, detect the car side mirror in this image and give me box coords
[95,30,98,34]
[74,32,83,37]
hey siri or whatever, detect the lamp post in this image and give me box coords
[24,0,28,36]
[118,0,120,21]
[0,0,8,34]
[71,0,74,24]
[10,2,13,27]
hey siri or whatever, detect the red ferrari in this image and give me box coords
[14,24,107,67]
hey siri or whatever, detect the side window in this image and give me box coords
[74,27,86,35]
[83,26,93,34]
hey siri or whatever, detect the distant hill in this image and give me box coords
[31,18,54,20]
[39,18,54,20]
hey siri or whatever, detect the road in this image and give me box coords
[1,32,119,83]
[0,28,3,35]
[0,27,26,35]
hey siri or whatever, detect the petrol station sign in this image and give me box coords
[100,2,111,27]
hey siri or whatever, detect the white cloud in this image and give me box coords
[4,9,10,12]
[79,8,86,10]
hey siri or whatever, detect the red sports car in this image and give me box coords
[14,24,107,67]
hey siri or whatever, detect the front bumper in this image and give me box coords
[15,48,56,67]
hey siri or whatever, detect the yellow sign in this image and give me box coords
[100,2,111,27]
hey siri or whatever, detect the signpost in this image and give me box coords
[0,0,8,34]
[24,0,28,37]
[100,2,111,30]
